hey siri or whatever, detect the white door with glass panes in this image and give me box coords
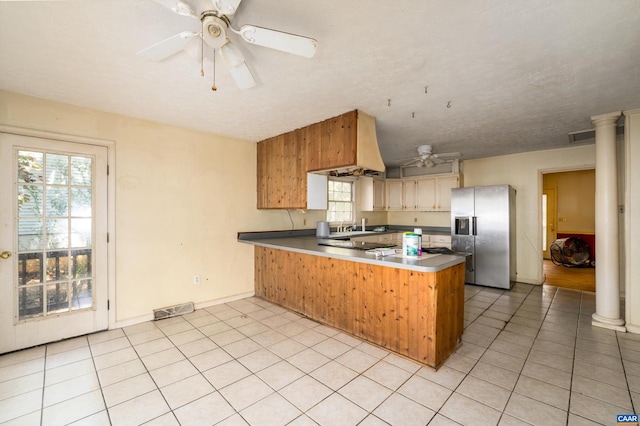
[0,133,108,353]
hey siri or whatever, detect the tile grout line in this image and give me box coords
[86,335,114,426]
[39,345,46,426]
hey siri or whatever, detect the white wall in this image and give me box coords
[462,145,596,284]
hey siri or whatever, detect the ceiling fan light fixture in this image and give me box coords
[172,1,193,17]
[425,159,435,168]
[220,43,244,68]
[214,0,241,15]
[227,63,256,89]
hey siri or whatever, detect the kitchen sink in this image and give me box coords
[318,240,396,250]
[328,230,378,239]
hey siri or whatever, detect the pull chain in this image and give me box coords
[200,20,204,77]
[211,48,217,91]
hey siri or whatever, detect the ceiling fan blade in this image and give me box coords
[152,0,197,18]
[220,43,256,89]
[238,25,317,58]
[432,152,461,158]
[401,158,421,167]
[213,0,242,15]
[137,31,198,61]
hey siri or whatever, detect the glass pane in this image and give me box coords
[46,186,69,217]
[46,251,70,282]
[46,283,69,314]
[18,253,43,285]
[18,219,43,251]
[71,156,92,186]
[71,249,92,278]
[71,188,92,217]
[18,151,44,184]
[71,279,92,310]
[18,285,43,320]
[18,185,43,217]
[45,153,69,185]
[46,219,69,249]
[71,219,91,248]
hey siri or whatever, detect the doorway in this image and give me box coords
[542,170,596,292]
[0,132,109,353]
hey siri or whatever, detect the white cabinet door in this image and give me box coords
[403,180,417,210]
[307,173,328,210]
[416,177,437,211]
[386,180,403,210]
[372,178,385,210]
[435,175,459,211]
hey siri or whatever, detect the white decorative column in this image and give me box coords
[591,111,625,331]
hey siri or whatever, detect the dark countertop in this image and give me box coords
[238,233,465,273]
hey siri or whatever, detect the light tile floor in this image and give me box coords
[1,284,638,425]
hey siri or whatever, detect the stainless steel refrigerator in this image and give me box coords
[451,185,516,289]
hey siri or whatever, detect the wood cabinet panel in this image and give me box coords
[308,110,357,172]
[254,246,465,368]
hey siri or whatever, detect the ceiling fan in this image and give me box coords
[401,145,461,168]
[138,0,318,89]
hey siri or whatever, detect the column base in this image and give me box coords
[592,313,626,332]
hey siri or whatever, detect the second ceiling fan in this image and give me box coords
[138,0,318,89]
[402,145,461,168]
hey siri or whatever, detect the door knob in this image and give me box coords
[0,251,11,259]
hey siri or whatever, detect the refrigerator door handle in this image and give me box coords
[472,216,477,236]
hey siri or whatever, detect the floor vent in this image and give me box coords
[153,302,194,320]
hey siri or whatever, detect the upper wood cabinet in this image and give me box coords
[257,129,309,209]
[257,110,385,209]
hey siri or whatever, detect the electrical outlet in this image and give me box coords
[414,217,418,223]
[303,218,307,226]
[193,274,200,285]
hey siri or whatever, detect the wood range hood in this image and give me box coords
[256,109,386,209]
[308,110,386,178]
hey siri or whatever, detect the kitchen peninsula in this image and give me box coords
[238,231,466,368]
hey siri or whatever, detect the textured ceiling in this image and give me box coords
[0,0,639,167]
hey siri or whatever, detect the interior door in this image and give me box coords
[542,187,557,259]
[0,133,108,354]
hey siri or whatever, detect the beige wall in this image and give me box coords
[543,170,595,233]
[625,109,640,332]
[386,211,450,228]
[0,90,267,324]
[462,145,596,284]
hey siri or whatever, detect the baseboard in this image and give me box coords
[114,291,255,330]
[625,323,640,335]
[194,291,255,310]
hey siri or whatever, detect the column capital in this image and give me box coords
[591,111,622,126]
